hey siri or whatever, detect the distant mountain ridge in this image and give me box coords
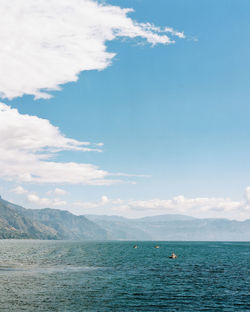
[0,196,250,241]
[0,196,106,240]
[86,214,250,241]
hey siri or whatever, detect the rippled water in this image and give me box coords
[0,240,249,311]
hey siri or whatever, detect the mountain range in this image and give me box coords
[0,196,249,241]
[0,196,106,240]
[86,214,250,241]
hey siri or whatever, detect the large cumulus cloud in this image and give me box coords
[0,0,184,99]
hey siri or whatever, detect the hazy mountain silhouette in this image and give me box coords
[87,214,250,241]
[1,196,249,241]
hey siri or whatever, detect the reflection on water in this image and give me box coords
[0,265,102,274]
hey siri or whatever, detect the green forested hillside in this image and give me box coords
[0,196,106,240]
[0,196,57,239]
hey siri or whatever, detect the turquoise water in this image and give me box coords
[0,241,249,311]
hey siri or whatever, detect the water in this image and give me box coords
[0,241,249,311]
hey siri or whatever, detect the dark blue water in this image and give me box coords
[0,241,249,311]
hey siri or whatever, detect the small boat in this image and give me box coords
[169,253,177,259]
[154,245,160,249]
[133,245,138,249]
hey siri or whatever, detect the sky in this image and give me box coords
[1,0,250,220]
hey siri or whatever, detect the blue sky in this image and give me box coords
[1,0,250,219]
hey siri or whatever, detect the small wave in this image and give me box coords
[0,266,26,272]
[31,266,103,274]
[0,265,103,274]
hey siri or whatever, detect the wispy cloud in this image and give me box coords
[47,188,67,196]
[0,0,184,99]
[10,186,250,219]
[0,103,130,185]
[126,196,241,213]
[70,189,250,220]
[71,195,241,214]
[73,195,110,209]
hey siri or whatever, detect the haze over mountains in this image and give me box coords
[0,196,249,241]
[86,215,250,241]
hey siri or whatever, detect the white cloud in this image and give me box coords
[52,199,67,207]
[70,191,250,219]
[127,196,241,213]
[244,186,250,203]
[27,193,49,206]
[47,188,67,196]
[0,103,100,154]
[0,103,125,185]
[0,0,184,99]
[73,195,241,214]
[101,195,109,204]
[10,186,28,195]
[26,193,67,207]
[9,185,67,207]
[73,195,109,209]
[243,187,250,211]
[73,201,99,209]
[123,193,250,219]
[13,187,250,219]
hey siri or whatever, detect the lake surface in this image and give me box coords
[0,241,249,311]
